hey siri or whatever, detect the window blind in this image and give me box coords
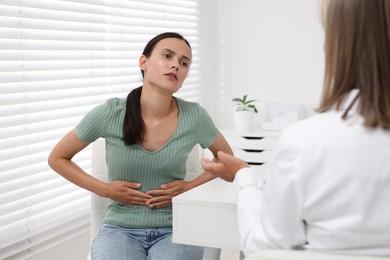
[0,0,201,258]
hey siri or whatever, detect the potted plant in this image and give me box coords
[232,94,258,130]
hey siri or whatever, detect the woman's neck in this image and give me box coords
[140,85,177,121]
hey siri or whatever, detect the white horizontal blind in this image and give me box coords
[0,0,201,259]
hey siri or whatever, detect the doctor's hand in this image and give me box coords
[146,180,190,208]
[105,181,152,206]
[200,151,249,182]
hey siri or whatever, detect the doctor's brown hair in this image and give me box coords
[122,32,191,145]
[317,0,390,129]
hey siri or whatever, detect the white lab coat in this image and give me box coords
[234,90,390,256]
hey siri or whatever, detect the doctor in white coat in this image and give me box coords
[201,0,390,257]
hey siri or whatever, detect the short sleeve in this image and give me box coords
[76,102,110,142]
[195,105,219,148]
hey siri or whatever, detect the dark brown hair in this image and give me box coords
[317,0,390,129]
[122,32,191,145]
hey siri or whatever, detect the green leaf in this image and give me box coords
[232,94,258,113]
[232,98,244,103]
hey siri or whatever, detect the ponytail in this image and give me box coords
[122,86,143,145]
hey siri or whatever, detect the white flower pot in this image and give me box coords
[234,110,254,131]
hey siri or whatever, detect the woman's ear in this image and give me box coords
[139,55,147,71]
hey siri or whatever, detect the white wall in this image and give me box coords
[201,0,325,127]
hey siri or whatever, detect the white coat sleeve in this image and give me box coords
[233,131,306,256]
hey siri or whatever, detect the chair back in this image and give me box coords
[90,139,109,240]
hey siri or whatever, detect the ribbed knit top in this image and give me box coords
[76,97,219,228]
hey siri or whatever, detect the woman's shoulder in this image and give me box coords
[84,97,126,121]
[103,97,126,107]
[97,97,126,113]
[279,111,347,149]
[175,97,203,111]
[175,97,197,105]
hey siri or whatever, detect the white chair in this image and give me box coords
[90,139,204,242]
[90,139,109,241]
[244,250,388,260]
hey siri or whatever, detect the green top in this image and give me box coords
[76,97,219,228]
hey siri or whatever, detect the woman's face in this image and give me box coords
[140,37,192,94]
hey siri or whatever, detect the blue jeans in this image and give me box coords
[91,224,204,260]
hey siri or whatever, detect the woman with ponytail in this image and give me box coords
[48,32,233,260]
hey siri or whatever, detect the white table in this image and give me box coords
[172,178,241,260]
